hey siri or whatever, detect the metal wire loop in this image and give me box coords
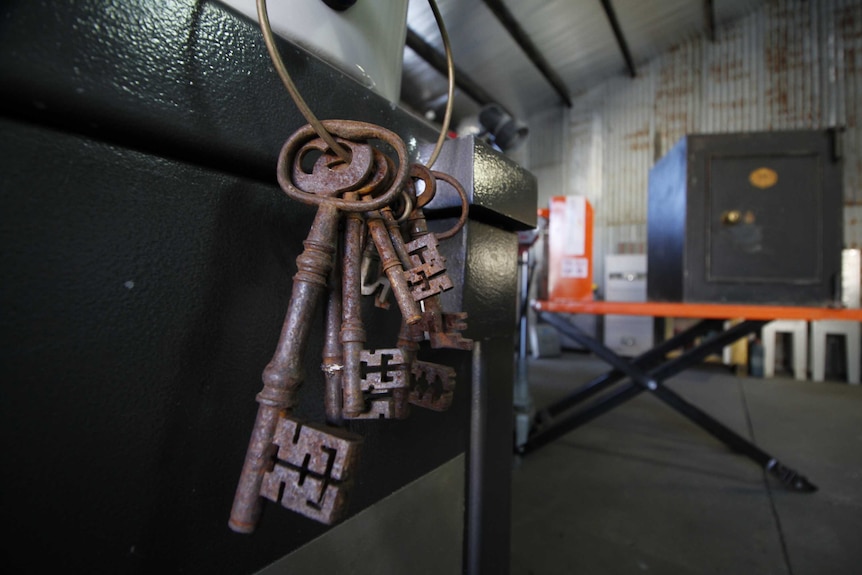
[277,120,409,212]
[394,190,415,224]
[256,0,455,170]
[432,170,469,240]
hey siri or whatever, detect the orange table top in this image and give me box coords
[534,300,862,321]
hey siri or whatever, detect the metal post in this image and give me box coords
[513,250,533,448]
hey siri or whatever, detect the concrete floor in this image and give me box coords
[511,352,862,575]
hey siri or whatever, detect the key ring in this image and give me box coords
[431,171,469,240]
[277,120,409,212]
[410,163,438,210]
[257,0,454,170]
[406,163,469,240]
[394,191,415,224]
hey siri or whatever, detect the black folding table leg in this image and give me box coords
[523,318,762,456]
[536,318,724,421]
[526,314,816,492]
[539,313,757,389]
[520,381,642,454]
[647,383,817,491]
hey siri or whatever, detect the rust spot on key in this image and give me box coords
[260,414,362,525]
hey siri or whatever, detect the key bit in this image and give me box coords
[269,416,361,486]
[426,309,473,351]
[405,234,453,301]
[259,415,362,525]
[344,348,410,419]
[409,360,457,412]
[261,465,354,526]
[361,348,410,420]
[398,163,473,351]
[347,397,402,420]
[360,348,408,392]
[417,289,473,351]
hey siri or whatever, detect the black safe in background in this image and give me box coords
[647,129,843,305]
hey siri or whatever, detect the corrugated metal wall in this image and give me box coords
[538,0,862,289]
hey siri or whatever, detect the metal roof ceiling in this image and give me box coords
[401,0,768,131]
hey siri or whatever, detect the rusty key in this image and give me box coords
[229,120,409,534]
[339,153,412,419]
[363,152,422,326]
[342,229,410,418]
[373,163,455,306]
[405,164,473,352]
[340,193,369,418]
[340,146,401,418]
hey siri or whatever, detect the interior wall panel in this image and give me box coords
[546,0,862,288]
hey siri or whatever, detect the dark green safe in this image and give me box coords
[647,129,843,306]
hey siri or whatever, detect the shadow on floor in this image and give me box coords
[510,352,862,575]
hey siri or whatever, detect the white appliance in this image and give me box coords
[604,254,653,357]
[216,0,408,104]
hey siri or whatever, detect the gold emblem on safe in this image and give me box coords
[749,167,778,189]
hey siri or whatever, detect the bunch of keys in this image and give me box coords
[228,120,472,531]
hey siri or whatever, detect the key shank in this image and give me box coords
[229,203,339,533]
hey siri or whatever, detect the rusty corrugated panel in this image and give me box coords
[552,0,862,267]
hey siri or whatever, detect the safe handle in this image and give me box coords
[721,210,742,225]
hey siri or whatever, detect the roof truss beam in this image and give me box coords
[404,27,499,110]
[705,0,717,42]
[598,0,637,78]
[480,0,573,107]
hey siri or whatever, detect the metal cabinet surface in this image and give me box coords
[0,2,536,574]
[647,130,843,305]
